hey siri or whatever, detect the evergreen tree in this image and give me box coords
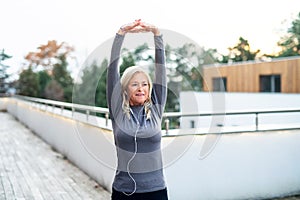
[0,49,11,94]
[95,59,109,108]
[73,59,108,107]
[277,12,300,57]
[37,70,51,98]
[119,49,136,77]
[220,37,260,63]
[52,55,73,102]
[44,79,64,101]
[18,67,40,97]
[164,43,216,111]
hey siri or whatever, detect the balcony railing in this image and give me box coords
[13,95,300,135]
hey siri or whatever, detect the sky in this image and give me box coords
[1,0,299,80]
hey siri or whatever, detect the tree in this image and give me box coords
[220,37,260,63]
[0,49,12,94]
[18,67,40,97]
[25,40,74,71]
[24,40,74,101]
[52,55,73,102]
[164,43,217,111]
[37,70,52,98]
[277,12,300,57]
[119,50,136,77]
[44,79,64,101]
[73,59,108,108]
[95,60,109,108]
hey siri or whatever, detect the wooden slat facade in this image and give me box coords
[202,56,300,93]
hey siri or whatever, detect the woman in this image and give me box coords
[107,20,168,200]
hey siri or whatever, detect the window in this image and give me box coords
[213,77,227,92]
[260,75,281,92]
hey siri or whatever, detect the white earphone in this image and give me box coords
[122,107,143,196]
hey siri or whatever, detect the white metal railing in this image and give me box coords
[14,95,110,127]
[163,108,300,134]
[13,95,300,135]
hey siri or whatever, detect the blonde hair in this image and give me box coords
[120,66,153,119]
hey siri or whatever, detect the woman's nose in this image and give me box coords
[137,83,143,89]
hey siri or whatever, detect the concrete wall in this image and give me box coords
[2,97,300,199]
[0,97,8,111]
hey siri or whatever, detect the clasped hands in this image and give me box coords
[118,19,160,36]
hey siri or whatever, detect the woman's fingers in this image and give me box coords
[120,20,140,32]
[127,27,143,33]
[139,22,160,35]
[119,20,160,35]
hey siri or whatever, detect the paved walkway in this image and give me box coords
[0,112,111,200]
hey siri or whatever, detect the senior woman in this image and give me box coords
[107,19,168,200]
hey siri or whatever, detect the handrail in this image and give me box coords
[163,107,300,117]
[13,95,110,127]
[162,108,300,134]
[14,95,108,112]
[13,95,300,135]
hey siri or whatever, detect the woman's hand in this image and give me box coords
[139,21,160,36]
[118,19,141,35]
[118,20,161,36]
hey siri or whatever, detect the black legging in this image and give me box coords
[111,188,168,200]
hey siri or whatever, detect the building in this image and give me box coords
[202,56,300,93]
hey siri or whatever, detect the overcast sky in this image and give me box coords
[1,0,299,79]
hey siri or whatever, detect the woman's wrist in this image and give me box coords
[117,28,126,35]
[152,28,161,36]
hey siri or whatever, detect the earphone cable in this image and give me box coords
[122,106,144,196]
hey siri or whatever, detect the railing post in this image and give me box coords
[105,113,109,127]
[165,118,170,135]
[255,113,259,131]
[86,110,90,121]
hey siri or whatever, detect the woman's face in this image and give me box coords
[127,72,149,106]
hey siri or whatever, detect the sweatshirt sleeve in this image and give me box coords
[107,33,125,116]
[152,35,167,116]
